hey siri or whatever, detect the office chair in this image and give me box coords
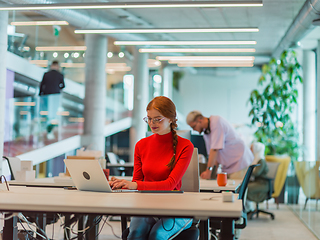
[2,156,21,180]
[265,155,290,208]
[210,164,259,237]
[294,161,320,210]
[249,161,279,220]
[122,148,200,240]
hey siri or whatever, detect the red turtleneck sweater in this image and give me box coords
[132,132,194,190]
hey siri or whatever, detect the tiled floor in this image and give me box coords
[240,203,318,240]
[1,202,318,240]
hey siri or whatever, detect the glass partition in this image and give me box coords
[288,161,320,239]
[4,93,130,157]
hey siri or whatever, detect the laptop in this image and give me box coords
[64,159,137,193]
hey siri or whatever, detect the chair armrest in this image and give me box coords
[265,177,274,199]
[235,211,247,229]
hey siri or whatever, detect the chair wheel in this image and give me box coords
[271,215,275,220]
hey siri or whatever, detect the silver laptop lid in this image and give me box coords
[64,159,113,192]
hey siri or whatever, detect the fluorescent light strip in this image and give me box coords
[0,1,263,11]
[60,62,131,72]
[75,28,259,34]
[36,46,87,51]
[139,48,256,53]
[60,63,85,68]
[11,21,68,26]
[157,56,255,61]
[60,63,128,68]
[177,62,254,67]
[115,40,257,46]
[169,60,254,64]
[29,60,48,67]
[14,102,36,106]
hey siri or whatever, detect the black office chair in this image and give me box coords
[210,164,259,236]
[249,161,280,220]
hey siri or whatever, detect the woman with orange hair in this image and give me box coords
[110,96,194,240]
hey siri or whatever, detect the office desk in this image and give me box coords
[9,177,74,188]
[0,186,242,240]
[200,179,242,193]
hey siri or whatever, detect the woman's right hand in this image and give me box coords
[109,178,138,190]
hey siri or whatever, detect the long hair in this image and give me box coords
[147,96,178,170]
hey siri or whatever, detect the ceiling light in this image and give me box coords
[153,75,162,83]
[29,60,48,67]
[56,111,70,116]
[157,56,255,61]
[11,21,69,26]
[73,52,80,58]
[118,52,125,58]
[114,40,257,46]
[169,60,254,63]
[40,111,48,116]
[53,52,58,58]
[177,63,254,67]
[59,63,130,71]
[75,28,259,34]
[107,52,113,58]
[36,46,87,51]
[61,63,85,68]
[64,53,69,58]
[0,1,263,11]
[148,59,161,67]
[69,117,85,123]
[14,102,36,106]
[139,48,256,53]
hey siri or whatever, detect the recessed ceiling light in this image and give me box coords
[36,46,87,51]
[139,48,256,53]
[11,21,69,26]
[157,56,255,61]
[177,63,254,67]
[115,40,257,46]
[0,1,263,11]
[75,28,259,34]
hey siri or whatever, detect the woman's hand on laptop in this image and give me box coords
[109,178,138,190]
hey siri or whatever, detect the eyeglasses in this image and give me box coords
[143,116,165,124]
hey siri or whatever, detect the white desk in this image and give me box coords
[0,186,242,240]
[8,177,74,188]
[200,179,242,193]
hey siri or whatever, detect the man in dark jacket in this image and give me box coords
[39,61,65,95]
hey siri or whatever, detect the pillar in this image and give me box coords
[129,49,149,162]
[316,41,320,161]
[162,66,173,99]
[0,12,8,174]
[303,50,316,161]
[82,34,107,156]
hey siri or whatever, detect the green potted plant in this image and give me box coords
[248,49,303,204]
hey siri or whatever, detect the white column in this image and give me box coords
[129,49,149,162]
[0,12,8,174]
[303,50,316,161]
[82,34,107,156]
[316,41,320,161]
[162,66,173,99]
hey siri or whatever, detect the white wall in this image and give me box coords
[173,67,262,145]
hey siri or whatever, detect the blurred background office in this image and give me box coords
[0,0,319,239]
